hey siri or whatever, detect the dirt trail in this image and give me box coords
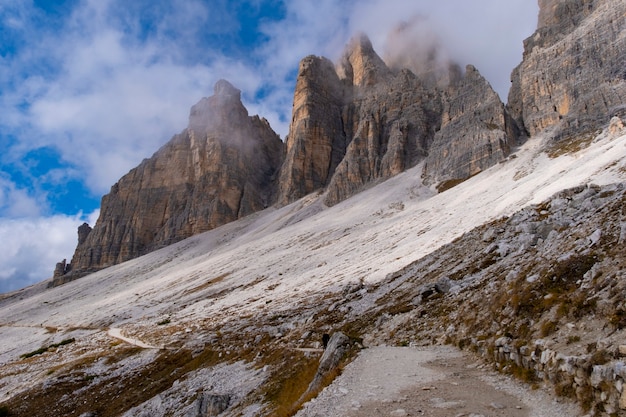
[107,328,160,349]
[296,345,582,417]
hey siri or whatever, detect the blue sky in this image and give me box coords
[0,0,538,293]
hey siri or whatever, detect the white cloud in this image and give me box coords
[0,212,97,293]
[4,0,539,196]
[345,0,538,99]
[0,177,42,218]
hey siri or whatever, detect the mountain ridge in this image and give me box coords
[2,0,626,415]
[56,33,521,281]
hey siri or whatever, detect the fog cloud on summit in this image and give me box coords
[0,0,538,292]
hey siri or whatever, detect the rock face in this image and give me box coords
[299,332,351,403]
[276,55,346,204]
[423,65,520,186]
[278,35,515,206]
[509,0,626,139]
[56,36,523,282]
[59,80,283,280]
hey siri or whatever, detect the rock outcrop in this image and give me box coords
[276,55,346,204]
[508,0,626,139]
[57,36,523,283]
[57,80,283,280]
[423,65,520,187]
[279,35,515,206]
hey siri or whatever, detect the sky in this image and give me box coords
[0,0,538,293]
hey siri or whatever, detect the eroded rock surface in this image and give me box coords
[509,0,626,139]
[279,35,514,206]
[60,80,283,280]
[423,65,519,186]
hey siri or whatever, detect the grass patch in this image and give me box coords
[507,362,539,384]
[262,349,322,417]
[5,347,224,417]
[540,320,557,337]
[510,254,598,319]
[20,347,49,359]
[546,132,597,158]
[182,272,231,296]
[437,178,468,193]
[20,338,76,359]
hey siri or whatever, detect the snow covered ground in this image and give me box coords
[0,126,625,409]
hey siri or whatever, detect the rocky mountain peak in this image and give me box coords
[337,33,391,87]
[188,79,248,136]
[509,0,625,139]
[54,81,283,283]
[423,64,518,186]
[53,0,625,288]
[213,78,241,98]
[277,36,520,206]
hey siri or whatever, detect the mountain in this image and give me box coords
[508,0,626,140]
[57,34,520,280]
[278,34,519,205]
[52,80,283,284]
[2,0,626,415]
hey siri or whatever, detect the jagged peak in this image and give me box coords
[188,79,248,134]
[337,32,391,87]
[344,32,376,57]
[214,79,241,99]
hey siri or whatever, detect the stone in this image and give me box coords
[61,80,283,280]
[619,346,626,356]
[198,393,231,416]
[508,0,626,139]
[423,65,520,187]
[52,259,67,280]
[298,332,352,402]
[609,116,625,136]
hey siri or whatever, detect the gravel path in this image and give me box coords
[107,327,159,349]
[295,345,582,417]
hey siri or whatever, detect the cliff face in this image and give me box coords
[509,0,626,139]
[279,35,516,206]
[276,56,346,203]
[61,36,521,282]
[57,0,626,281]
[56,81,283,282]
[423,65,519,187]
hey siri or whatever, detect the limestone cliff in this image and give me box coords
[423,65,519,187]
[276,56,346,204]
[55,80,283,283]
[279,35,518,206]
[509,0,626,139]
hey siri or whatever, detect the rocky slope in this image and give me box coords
[1,123,625,416]
[53,80,283,283]
[9,0,625,414]
[508,0,626,140]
